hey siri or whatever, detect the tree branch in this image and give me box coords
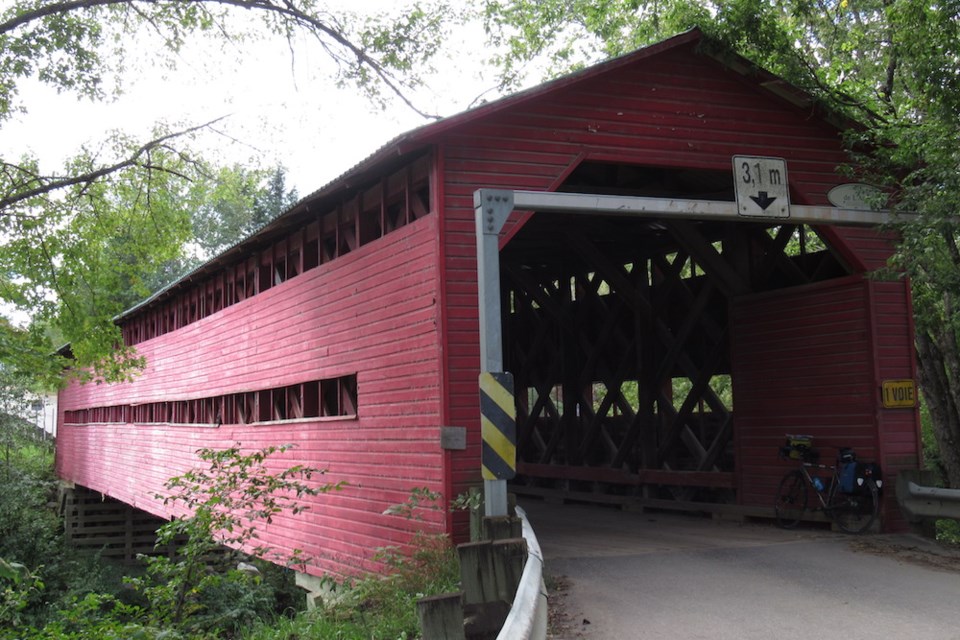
[0,118,224,213]
[232,0,441,119]
[0,0,122,35]
[1,0,440,119]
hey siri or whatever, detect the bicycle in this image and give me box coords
[774,436,881,534]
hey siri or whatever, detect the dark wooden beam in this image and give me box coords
[517,462,737,489]
[751,224,811,287]
[667,220,751,297]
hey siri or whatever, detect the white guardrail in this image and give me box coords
[497,506,548,640]
[896,470,960,521]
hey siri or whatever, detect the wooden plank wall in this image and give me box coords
[731,277,879,512]
[57,216,445,578]
[437,42,862,513]
[869,279,921,531]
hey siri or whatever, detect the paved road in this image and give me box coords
[521,500,960,640]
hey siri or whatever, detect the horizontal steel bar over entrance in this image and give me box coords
[501,189,901,226]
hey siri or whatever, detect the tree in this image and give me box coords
[1,134,201,385]
[0,1,449,383]
[481,0,960,485]
[190,165,299,260]
[116,164,301,307]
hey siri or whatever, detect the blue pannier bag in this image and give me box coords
[840,461,858,494]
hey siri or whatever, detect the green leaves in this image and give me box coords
[0,557,44,628]
[190,165,298,260]
[0,127,204,384]
[0,2,109,122]
[483,0,712,90]
[0,558,30,584]
[0,1,448,385]
[140,443,343,626]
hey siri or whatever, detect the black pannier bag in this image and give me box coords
[855,461,883,493]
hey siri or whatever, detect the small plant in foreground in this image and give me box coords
[132,443,343,631]
[0,558,44,627]
[381,486,441,521]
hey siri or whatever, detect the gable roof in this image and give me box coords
[119,27,834,321]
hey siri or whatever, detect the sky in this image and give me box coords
[0,1,510,326]
[3,1,499,196]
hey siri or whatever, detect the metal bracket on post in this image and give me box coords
[474,189,515,517]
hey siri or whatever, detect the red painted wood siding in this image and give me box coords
[57,215,444,578]
[436,43,890,505]
[869,279,921,531]
[730,277,879,511]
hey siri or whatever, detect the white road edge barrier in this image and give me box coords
[497,506,548,640]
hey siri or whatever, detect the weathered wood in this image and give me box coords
[463,601,512,640]
[492,538,527,603]
[58,28,922,576]
[458,538,527,606]
[506,219,739,490]
[468,486,484,542]
[482,516,522,541]
[417,592,466,640]
[667,220,750,296]
[62,486,180,563]
[512,485,817,521]
[57,218,448,576]
[518,462,737,489]
[459,541,499,606]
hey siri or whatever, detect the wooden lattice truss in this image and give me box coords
[502,213,848,502]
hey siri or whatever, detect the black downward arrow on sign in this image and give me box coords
[750,191,777,211]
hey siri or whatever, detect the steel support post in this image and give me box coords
[475,189,515,517]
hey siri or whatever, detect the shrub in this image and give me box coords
[131,443,341,631]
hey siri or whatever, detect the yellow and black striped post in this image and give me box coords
[480,371,516,480]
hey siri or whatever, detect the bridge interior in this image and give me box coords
[501,161,850,508]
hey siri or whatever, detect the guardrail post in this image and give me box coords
[418,507,546,640]
[418,592,466,640]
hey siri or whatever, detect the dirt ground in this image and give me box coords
[546,574,588,640]
[848,532,960,572]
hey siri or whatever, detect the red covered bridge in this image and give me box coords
[57,29,922,578]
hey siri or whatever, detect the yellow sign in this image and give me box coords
[479,372,516,480]
[881,379,916,409]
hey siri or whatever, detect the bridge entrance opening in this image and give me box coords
[497,160,851,510]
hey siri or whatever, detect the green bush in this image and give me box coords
[239,532,460,640]
[1,592,190,640]
[0,466,61,571]
[0,456,134,628]
[129,443,338,630]
[182,567,279,637]
[0,444,461,639]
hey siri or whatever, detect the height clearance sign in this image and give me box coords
[733,155,790,218]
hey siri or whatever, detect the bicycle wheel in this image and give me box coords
[830,479,880,534]
[775,470,808,528]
